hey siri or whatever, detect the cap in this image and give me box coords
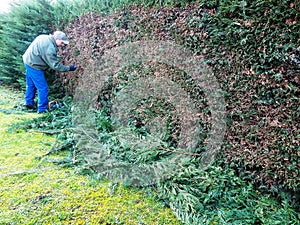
[53,31,69,45]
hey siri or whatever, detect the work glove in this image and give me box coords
[69,65,77,71]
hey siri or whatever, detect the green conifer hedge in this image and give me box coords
[0,0,54,87]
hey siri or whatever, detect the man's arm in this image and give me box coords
[43,50,70,72]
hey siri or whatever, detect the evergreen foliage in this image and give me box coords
[189,0,300,193]
[57,0,299,194]
[52,0,197,29]
[1,0,299,224]
[159,165,299,224]
[0,0,54,87]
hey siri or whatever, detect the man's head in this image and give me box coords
[53,31,69,47]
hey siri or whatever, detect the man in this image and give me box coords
[23,31,76,113]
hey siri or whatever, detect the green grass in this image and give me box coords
[0,85,181,225]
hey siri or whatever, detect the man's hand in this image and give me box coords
[69,65,77,71]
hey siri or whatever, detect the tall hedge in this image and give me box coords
[0,0,54,87]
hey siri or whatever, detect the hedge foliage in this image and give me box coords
[0,0,299,224]
[56,0,299,192]
[0,0,54,86]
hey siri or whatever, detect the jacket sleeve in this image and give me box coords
[43,46,70,72]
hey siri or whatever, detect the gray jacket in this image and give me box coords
[23,34,70,72]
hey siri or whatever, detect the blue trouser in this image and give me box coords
[25,64,48,113]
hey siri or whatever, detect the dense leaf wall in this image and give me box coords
[58,2,299,194]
